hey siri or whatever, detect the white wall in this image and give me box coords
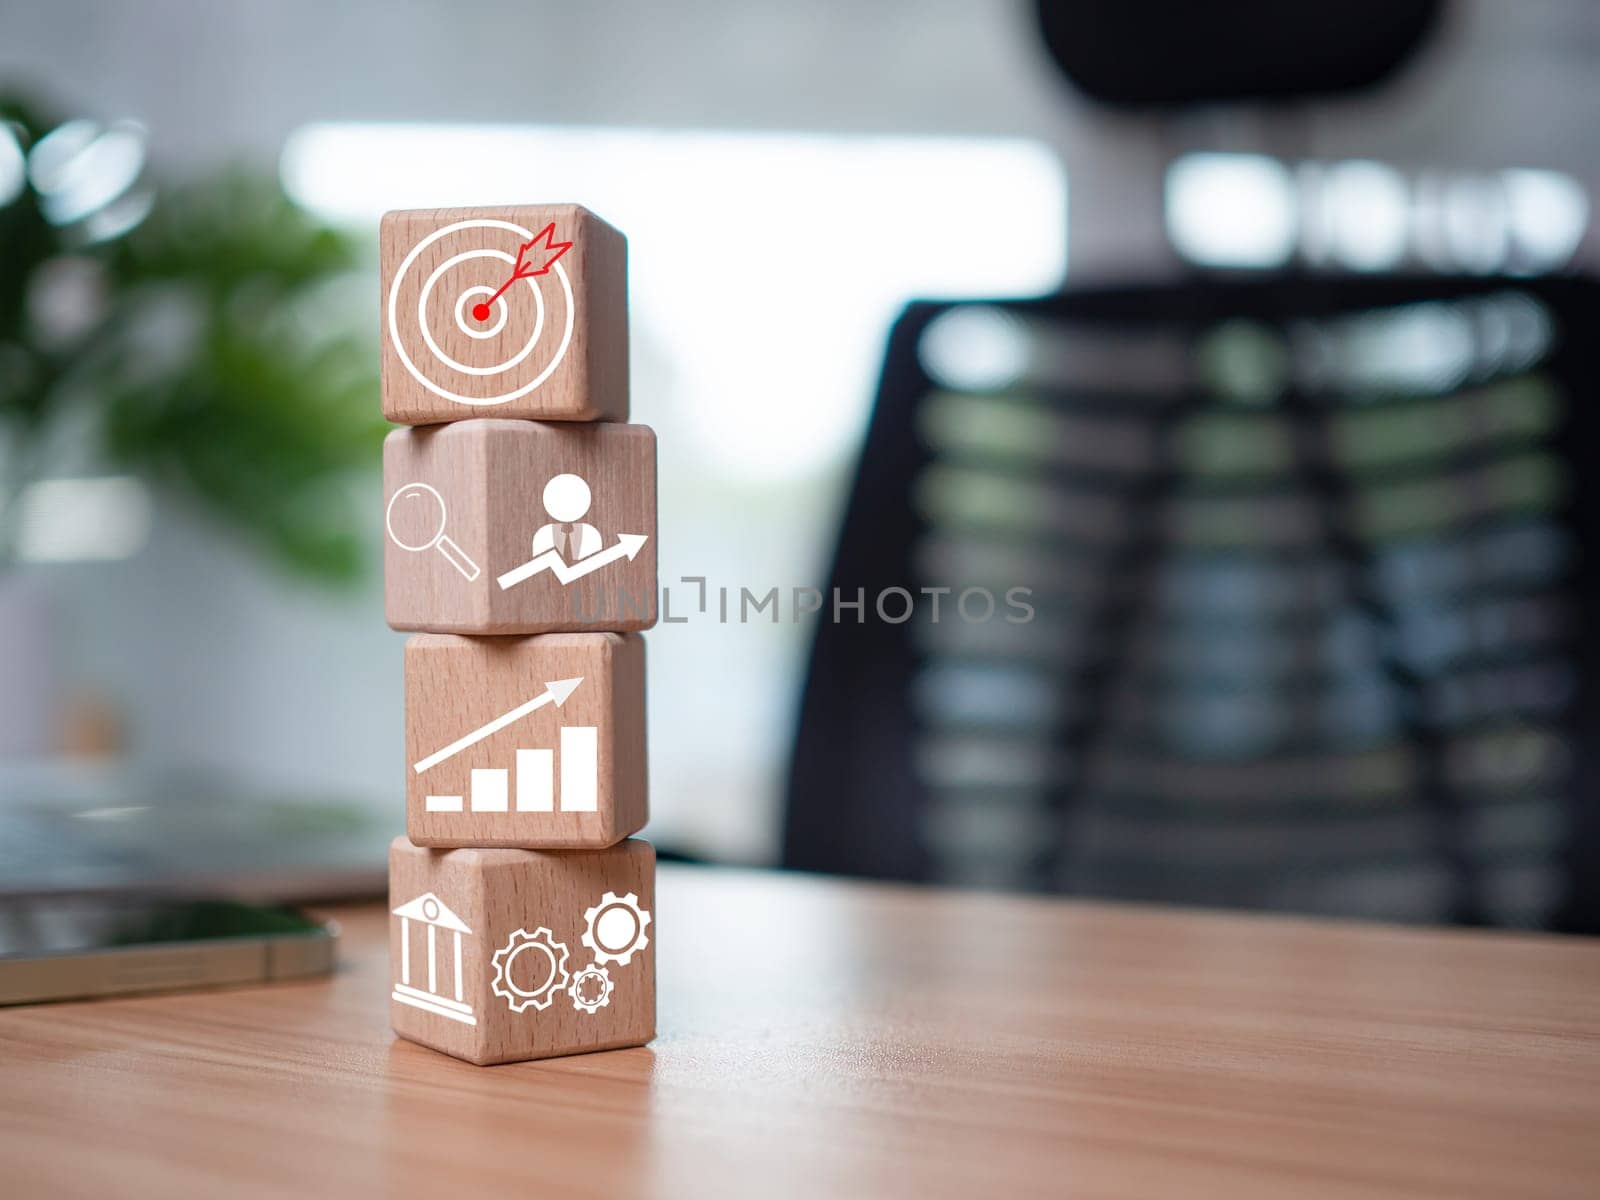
[8,1,1595,259]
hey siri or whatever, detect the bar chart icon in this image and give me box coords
[416,677,599,814]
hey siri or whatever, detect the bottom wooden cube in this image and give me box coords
[388,836,655,1065]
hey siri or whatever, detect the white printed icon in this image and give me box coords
[496,473,647,590]
[568,964,614,1014]
[387,481,481,581]
[581,891,651,967]
[533,474,600,560]
[392,892,477,1026]
[387,217,576,408]
[413,677,598,815]
[487,893,651,1018]
[491,927,571,1013]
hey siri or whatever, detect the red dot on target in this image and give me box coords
[472,302,492,322]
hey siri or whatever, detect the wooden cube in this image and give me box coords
[405,633,646,849]
[384,420,656,634]
[389,837,655,1065]
[380,204,627,424]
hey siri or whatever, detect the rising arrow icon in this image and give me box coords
[495,533,649,591]
[412,677,584,774]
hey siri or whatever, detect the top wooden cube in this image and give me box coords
[380,205,628,424]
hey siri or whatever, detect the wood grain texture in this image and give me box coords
[405,633,647,848]
[380,204,628,424]
[384,420,657,633]
[3,867,1598,1199]
[389,837,654,1065]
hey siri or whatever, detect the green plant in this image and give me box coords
[0,96,385,582]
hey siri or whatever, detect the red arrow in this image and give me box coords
[472,223,573,321]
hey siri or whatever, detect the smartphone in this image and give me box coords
[0,895,337,1005]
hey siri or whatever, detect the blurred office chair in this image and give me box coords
[785,277,1600,930]
[783,1,1600,931]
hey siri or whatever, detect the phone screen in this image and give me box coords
[0,896,329,958]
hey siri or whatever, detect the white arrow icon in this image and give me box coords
[412,677,584,774]
[496,534,648,591]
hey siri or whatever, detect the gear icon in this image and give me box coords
[567,963,615,1014]
[581,891,652,967]
[490,927,570,1013]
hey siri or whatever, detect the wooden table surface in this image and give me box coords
[2,865,1598,1199]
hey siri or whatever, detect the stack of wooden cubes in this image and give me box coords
[379,205,656,1065]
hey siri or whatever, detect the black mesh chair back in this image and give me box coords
[784,274,1600,931]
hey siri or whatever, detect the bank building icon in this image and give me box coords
[391,892,477,1026]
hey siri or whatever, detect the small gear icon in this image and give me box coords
[581,891,652,967]
[491,927,570,1013]
[567,963,615,1014]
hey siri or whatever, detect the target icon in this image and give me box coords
[387,218,576,407]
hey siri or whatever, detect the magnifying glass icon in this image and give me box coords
[386,482,481,582]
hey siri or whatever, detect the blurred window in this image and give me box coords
[1167,152,1589,275]
[281,123,1067,860]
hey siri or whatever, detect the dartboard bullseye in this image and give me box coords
[379,205,631,424]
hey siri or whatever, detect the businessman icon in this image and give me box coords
[497,473,648,591]
[530,474,602,563]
